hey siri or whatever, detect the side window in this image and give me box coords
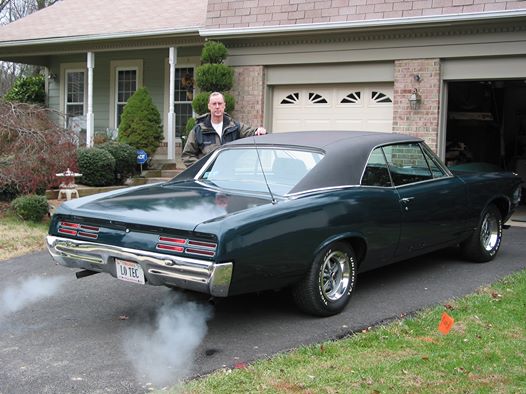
[421,144,448,178]
[383,143,433,186]
[362,147,392,187]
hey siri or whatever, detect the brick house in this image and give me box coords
[0,0,525,174]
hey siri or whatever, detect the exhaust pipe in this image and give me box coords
[75,269,99,279]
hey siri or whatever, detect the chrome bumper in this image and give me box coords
[46,235,232,297]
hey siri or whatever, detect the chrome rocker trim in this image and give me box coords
[46,235,232,297]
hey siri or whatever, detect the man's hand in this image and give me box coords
[255,127,267,136]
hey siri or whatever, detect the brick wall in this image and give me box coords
[393,59,441,151]
[206,0,526,28]
[230,65,266,127]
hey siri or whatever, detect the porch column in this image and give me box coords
[167,47,177,160]
[86,52,95,147]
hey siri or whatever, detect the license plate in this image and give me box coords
[115,258,145,285]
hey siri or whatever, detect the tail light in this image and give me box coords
[58,221,100,240]
[156,236,217,257]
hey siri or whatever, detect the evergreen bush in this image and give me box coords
[98,142,137,184]
[77,147,116,186]
[11,194,49,222]
[195,64,234,93]
[4,74,46,104]
[201,40,228,64]
[193,40,235,115]
[117,87,163,157]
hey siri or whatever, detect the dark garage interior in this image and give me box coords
[446,80,526,205]
[446,80,526,170]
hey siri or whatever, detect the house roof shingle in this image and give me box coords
[0,0,208,44]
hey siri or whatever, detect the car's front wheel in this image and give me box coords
[292,241,357,317]
[461,203,503,263]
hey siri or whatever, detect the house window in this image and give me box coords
[65,70,85,118]
[115,68,137,127]
[174,67,195,137]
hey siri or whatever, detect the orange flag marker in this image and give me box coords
[438,312,455,335]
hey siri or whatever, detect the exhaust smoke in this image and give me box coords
[0,275,66,320]
[123,294,213,388]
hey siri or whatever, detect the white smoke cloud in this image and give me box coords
[0,275,66,319]
[123,295,213,388]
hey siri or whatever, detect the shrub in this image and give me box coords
[4,74,46,104]
[77,147,116,186]
[11,194,49,222]
[117,87,163,157]
[98,142,137,184]
[195,64,234,93]
[193,40,236,115]
[0,101,78,199]
[201,40,228,64]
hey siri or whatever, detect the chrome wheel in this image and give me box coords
[320,250,351,302]
[461,204,502,263]
[292,241,357,316]
[480,210,500,252]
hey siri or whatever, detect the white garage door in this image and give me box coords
[272,83,393,133]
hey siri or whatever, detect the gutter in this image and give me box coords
[0,26,202,48]
[200,9,526,38]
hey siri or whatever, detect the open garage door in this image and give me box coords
[445,80,526,182]
[272,83,393,133]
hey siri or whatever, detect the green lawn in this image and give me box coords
[181,269,526,394]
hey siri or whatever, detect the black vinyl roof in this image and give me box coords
[227,131,422,193]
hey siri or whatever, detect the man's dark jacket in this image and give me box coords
[182,113,257,167]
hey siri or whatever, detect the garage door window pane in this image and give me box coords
[341,91,361,104]
[280,92,299,104]
[308,92,327,104]
[371,91,392,103]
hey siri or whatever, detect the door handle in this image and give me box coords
[400,197,414,211]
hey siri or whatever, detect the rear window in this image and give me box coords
[200,147,324,195]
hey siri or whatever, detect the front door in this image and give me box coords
[381,143,469,258]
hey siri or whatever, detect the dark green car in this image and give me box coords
[47,131,523,316]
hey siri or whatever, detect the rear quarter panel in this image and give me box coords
[452,171,521,224]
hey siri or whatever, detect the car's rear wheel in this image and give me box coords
[292,241,357,317]
[461,204,503,263]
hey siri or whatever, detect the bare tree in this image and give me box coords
[0,100,77,195]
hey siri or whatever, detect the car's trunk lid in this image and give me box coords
[55,182,273,231]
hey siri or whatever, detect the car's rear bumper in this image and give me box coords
[46,235,232,297]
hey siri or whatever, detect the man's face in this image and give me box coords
[208,95,226,120]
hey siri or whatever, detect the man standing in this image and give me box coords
[182,92,266,167]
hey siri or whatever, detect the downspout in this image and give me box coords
[167,47,177,161]
[86,52,94,147]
